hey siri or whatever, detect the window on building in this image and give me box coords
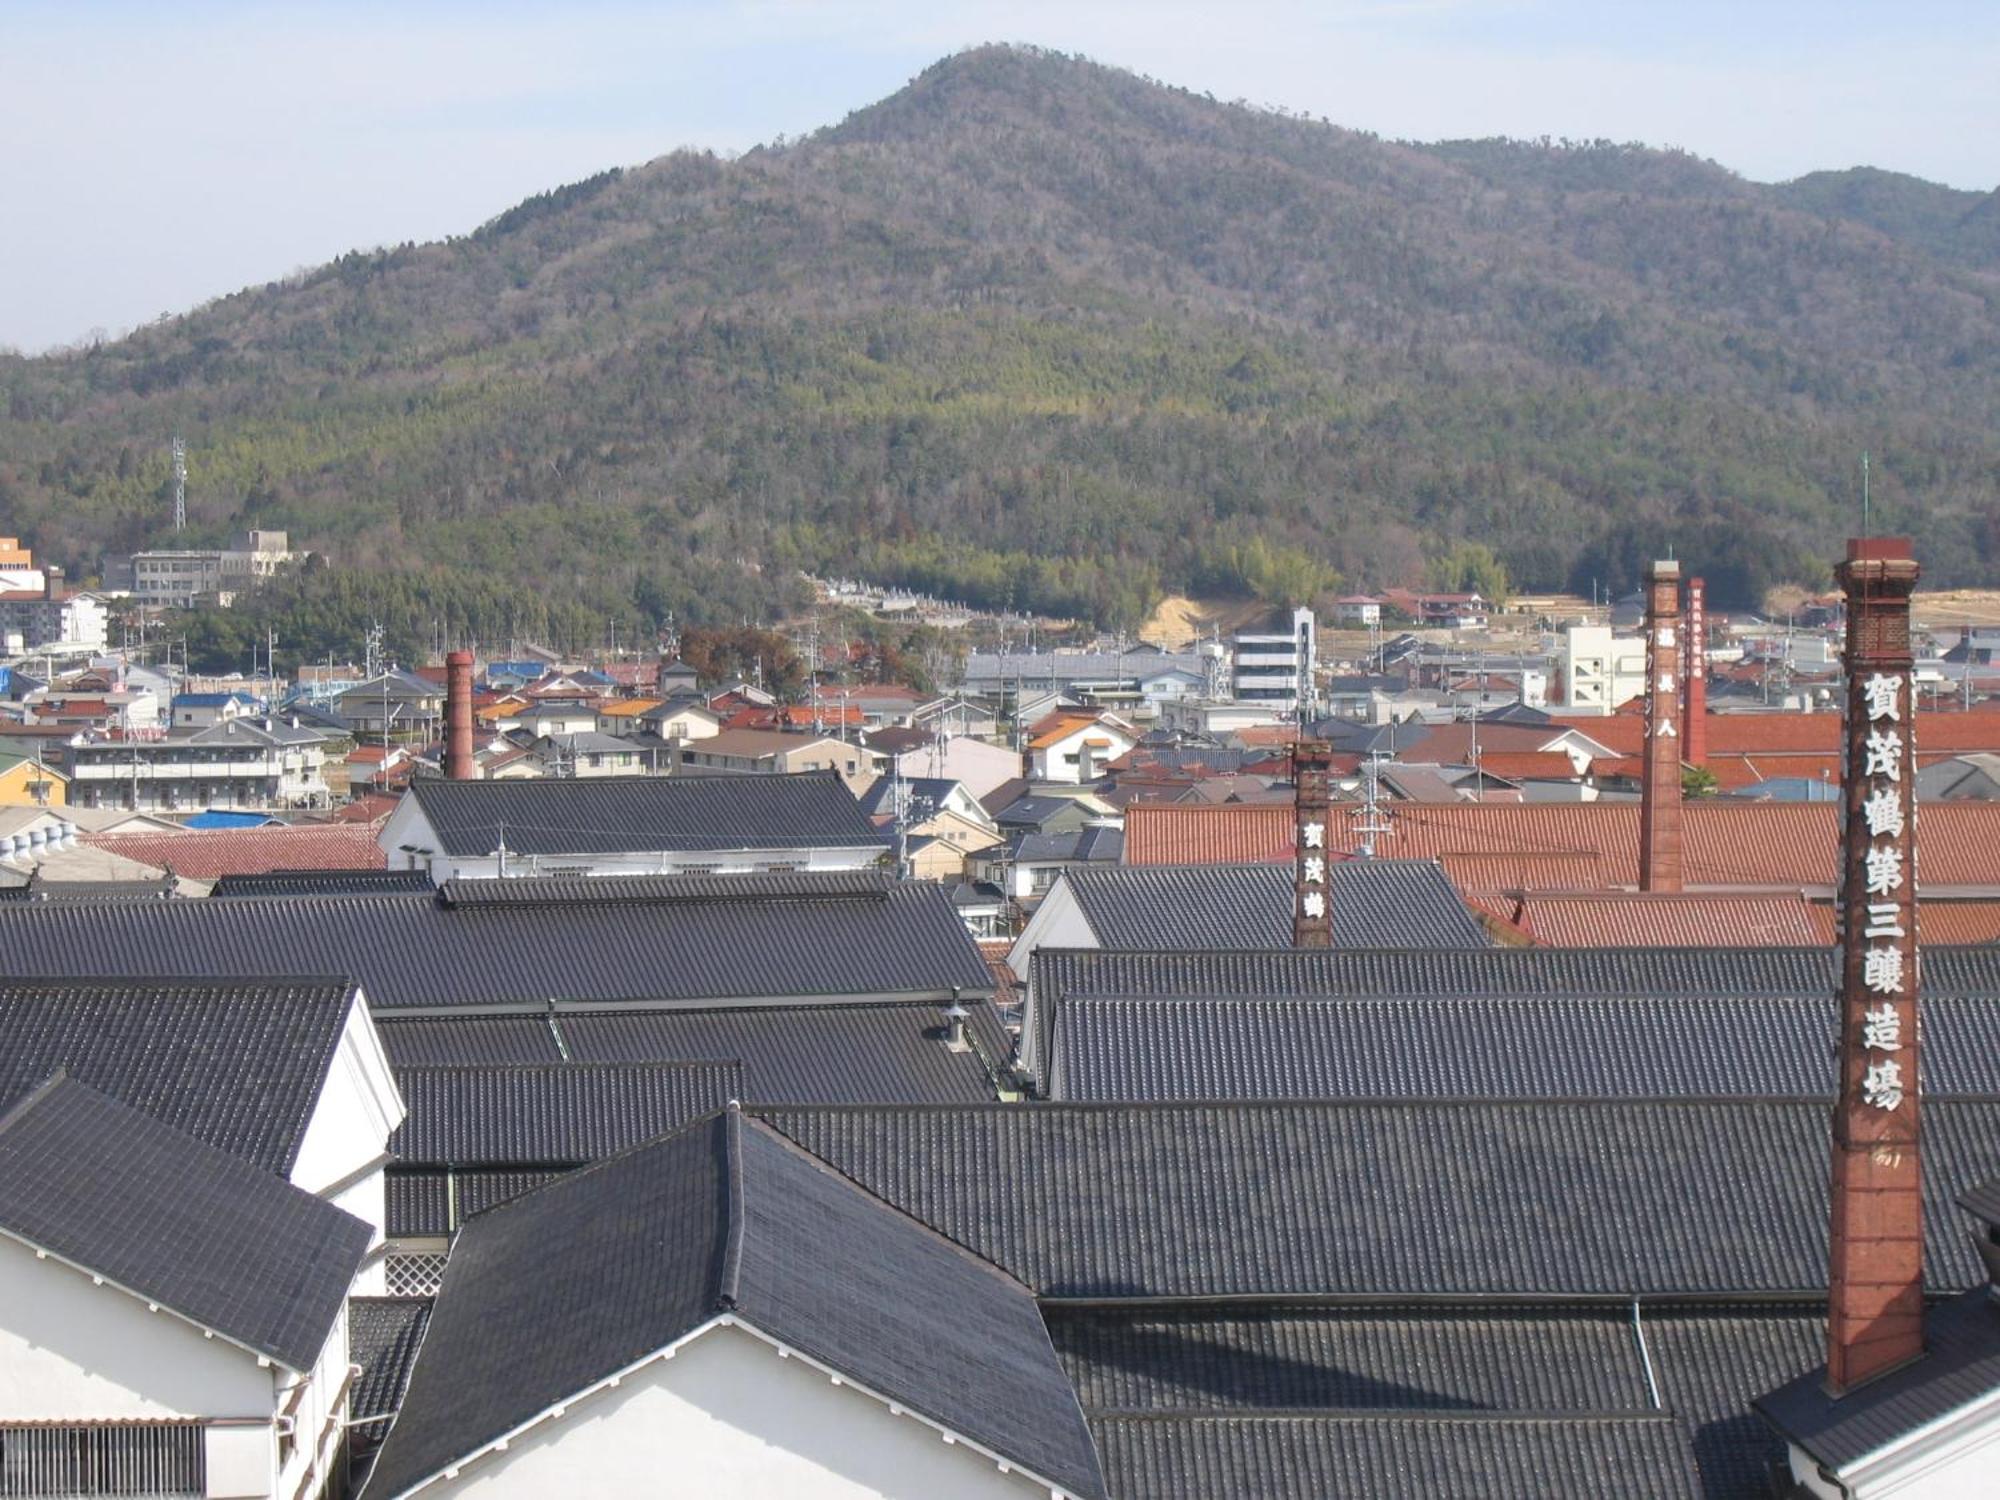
[0,1425,205,1496]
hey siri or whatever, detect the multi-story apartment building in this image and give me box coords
[131,529,297,608]
[63,718,330,812]
[1231,605,1317,715]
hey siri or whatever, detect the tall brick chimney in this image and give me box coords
[1826,536,1923,1394]
[1682,576,1708,768]
[1293,740,1333,948]
[1638,560,1683,893]
[445,650,476,781]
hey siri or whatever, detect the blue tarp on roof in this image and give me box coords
[184,810,284,830]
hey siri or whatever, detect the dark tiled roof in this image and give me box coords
[1050,1306,1648,1412]
[0,977,357,1175]
[1056,1304,1824,1500]
[347,1298,433,1479]
[434,869,893,906]
[1087,1413,1703,1500]
[389,1063,744,1165]
[1014,826,1124,863]
[212,868,435,897]
[368,1112,1103,1499]
[1052,1303,1822,1500]
[1021,945,2000,1088]
[1057,861,1487,950]
[756,1101,2000,1299]
[388,1168,573,1238]
[1049,994,2000,1102]
[0,1077,370,1371]
[0,880,994,1010]
[405,770,883,856]
[1756,1287,2000,1474]
[375,1001,1007,1104]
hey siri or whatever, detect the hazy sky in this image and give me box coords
[3,0,1995,353]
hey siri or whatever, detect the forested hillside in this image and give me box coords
[3,44,1997,642]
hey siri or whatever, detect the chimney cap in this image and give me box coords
[1846,536,1914,562]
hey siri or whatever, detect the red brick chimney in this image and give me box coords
[445,650,476,781]
[1638,560,1683,893]
[1682,576,1708,768]
[1293,740,1333,947]
[1826,536,1924,1394]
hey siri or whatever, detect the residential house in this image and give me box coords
[1330,594,1384,625]
[676,728,872,787]
[633,698,723,744]
[0,580,109,652]
[170,691,263,729]
[0,748,65,807]
[336,673,445,744]
[1026,712,1139,784]
[379,771,887,880]
[976,825,1125,905]
[529,731,645,778]
[347,743,414,792]
[1562,623,1648,713]
[593,697,663,735]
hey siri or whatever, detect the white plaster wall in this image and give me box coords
[376,797,437,871]
[0,1235,271,1421]
[292,995,404,1202]
[436,844,885,881]
[409,1324,1064,1500]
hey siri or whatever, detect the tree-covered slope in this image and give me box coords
[2,44,1996,639]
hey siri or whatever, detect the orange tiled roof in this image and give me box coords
[595,698,663,719]
[1028,713,1120,751]
[1516,892,1827,948]
[1916,901,2000,945]
[1124,800,2000,892]
[84,823,387,879]
[1580,710,2000,760]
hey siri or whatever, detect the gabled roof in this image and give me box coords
[0,1075,370,1371]
[1055,861,1487,952]
[1123,800,2000,890]
[1048,993,2000,1103]
[0,877,994,1011]
[389,1062,743,1165]
[349,1298,433,1480]
[1013,826,1125,864]
[1087,1413,1703,1500]
[1515,892,1829,947]
[376,999,1007,1108]
[366,1110,1104,1499]
[754,1100,2000,1299]
[0,977,360,1175]
[1024,943,2000,1091]
[85,823,387,878]
[1756,1286,2000,1478]
[212,868,436,898]
[403,770,880,857]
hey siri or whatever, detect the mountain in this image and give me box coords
[3,44,1998,649]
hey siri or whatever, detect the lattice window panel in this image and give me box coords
[384,1252,449,1297]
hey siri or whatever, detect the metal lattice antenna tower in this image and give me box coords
[1356,748,1391,857]
[171,437,187,532]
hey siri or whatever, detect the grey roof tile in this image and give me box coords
[0,976,357,1175]
[755,1101,2000,1299]
[1049,994,2000,1102]
[1050,1306,1650,1413]
[1022,945,2000,1089]
[375,1001,1006,1104]
[367,1111,1103,1499]
[0,1076,370,1371]
[348,1298,433,1477]
[212,869,435,897]
[1059,861,1488,952]
[0,879,995,1010]
[389,1063,744,1165]
[1756,1287,2000,1475]
[1087,1412,1704,1500]
[406,770,883,856]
